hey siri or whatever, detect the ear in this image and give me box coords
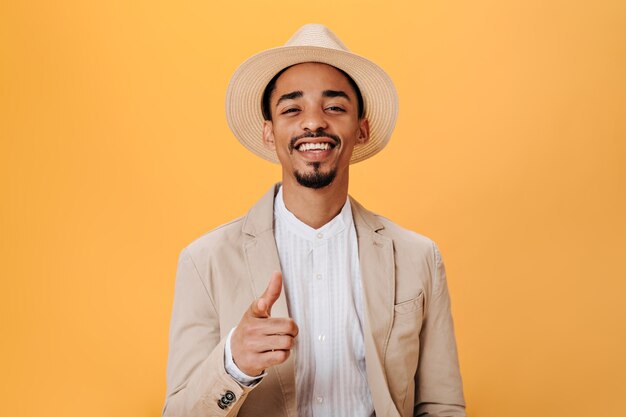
[356,118,370,145]
[262,120,275,150]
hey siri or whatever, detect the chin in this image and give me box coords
[294,168,337,189]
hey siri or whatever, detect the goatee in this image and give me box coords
[294,165,337,189]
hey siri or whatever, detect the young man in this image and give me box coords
[164,24,465,417]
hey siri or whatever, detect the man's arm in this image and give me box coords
[414,244,466,417]
[163,249,254,417]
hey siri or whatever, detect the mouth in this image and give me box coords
[291,138,337,163]
[295,140,336,152]
[288,132,341,163]
[290,132,340,154]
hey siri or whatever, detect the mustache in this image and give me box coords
[289,130,341,153]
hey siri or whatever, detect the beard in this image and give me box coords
[294,163,336,189]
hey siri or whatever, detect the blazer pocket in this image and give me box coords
[393,291,424,316]
[386,291,425,412]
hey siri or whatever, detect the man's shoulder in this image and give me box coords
[351,198,435,253]
[370,214,442,276]
[182,216,247,258]
[375,214,435,251]
[180,184,277,262]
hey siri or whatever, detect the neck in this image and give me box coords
[281,172,349,229]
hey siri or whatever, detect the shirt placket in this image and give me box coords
[311,232,331,416]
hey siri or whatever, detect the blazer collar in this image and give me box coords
[349,195,385,234]
[241,183,387,236]
[241,183,280,237]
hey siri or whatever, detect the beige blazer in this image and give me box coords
[164,184,465,417]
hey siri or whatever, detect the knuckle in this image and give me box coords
[278,350,290,362]
[289,320,299,335]
[270,350,288,364]
[281,336,294,349]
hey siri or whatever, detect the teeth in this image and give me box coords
[298,143,331,151]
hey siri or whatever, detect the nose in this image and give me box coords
[299,107,328,132]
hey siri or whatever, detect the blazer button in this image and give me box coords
[219,396,230,407]
[224,391,236,402]
[217,399,227,410]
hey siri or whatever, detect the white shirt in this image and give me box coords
[225,187,374,417]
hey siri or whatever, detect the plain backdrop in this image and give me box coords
[1,1,625,416]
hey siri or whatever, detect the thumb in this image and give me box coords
[253,271,282,318]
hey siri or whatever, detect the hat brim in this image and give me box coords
[225,45,398,164]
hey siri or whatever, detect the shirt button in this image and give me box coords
[317,232,324,239]
[316,396,324,404]
[316,274,322,280]
[318,334,326,342]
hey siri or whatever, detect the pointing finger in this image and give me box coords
[250,271,283,318]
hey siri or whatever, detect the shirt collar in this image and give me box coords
[274,185,353,241]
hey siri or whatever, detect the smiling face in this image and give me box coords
[262,63,369,190]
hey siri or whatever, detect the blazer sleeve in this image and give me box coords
[163,249,256,417]
[414,244,466,417]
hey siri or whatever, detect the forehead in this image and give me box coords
[273,62,354,96]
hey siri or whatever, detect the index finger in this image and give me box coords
[250,271,283,318]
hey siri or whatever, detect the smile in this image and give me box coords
[297,142,334,152]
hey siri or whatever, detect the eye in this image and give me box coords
[326,106,346,112]
[280,107,300,115]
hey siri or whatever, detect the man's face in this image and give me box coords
[262,63,369,189]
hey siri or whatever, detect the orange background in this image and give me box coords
[1,1,625,416]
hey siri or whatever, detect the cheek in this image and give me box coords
[272,125,295,145]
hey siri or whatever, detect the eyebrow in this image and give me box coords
[275,89,352,107]
[322,90,351,101]
[276,91,303,107]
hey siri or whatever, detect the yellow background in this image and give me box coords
[2,1,625,416]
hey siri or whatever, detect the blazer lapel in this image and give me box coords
[242,184,297,416]
[351,197,400,417]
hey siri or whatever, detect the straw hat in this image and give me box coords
[225,24,398,164]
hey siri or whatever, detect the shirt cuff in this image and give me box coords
[224,327,267,386]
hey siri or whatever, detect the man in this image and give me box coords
[164,24,465,417]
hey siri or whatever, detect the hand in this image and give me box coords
[231,271,299,377]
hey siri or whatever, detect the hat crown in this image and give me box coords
[285,24,350,52]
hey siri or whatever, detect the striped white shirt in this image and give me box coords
[273,186,374,417]
[224,187,375,416]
